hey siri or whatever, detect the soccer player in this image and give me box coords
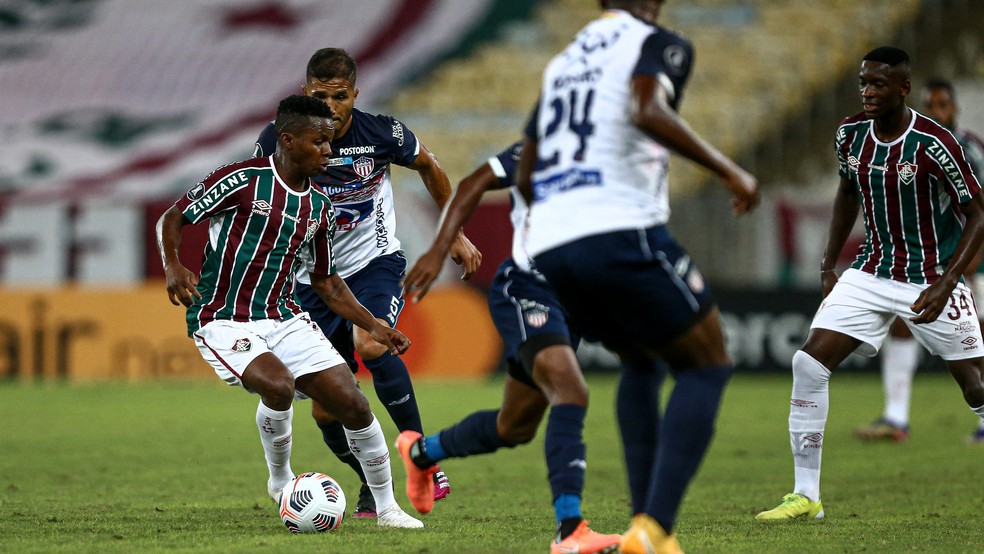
[157,95,422,529]
[757,47,984,522]
[398,141,622,554]
[856,77,984,444]
[253,48,481,517]
[515,1,760,552]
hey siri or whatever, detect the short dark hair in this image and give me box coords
[924,77,955,98]
[863,46,910,68]
[306,48,357,84]
[274,95,333,135]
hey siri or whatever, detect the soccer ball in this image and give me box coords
[278,472,347,533]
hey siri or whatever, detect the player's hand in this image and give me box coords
[449,232,482,281]
[371,324,411,355]
[909,278,957,324]
[723,167,759,216]
[403,248,444,303]
[164,263,202,307]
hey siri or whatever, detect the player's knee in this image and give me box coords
[354,335,389,361]
[792,350,831,389]
[311,400,337,425]
[330,388,372,427]
[262,376,296,410]
[497,418,538,446]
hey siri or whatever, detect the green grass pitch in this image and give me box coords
[2,371,982,553]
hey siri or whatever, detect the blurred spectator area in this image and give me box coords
[1,0,983,288]
[386,0,983,288]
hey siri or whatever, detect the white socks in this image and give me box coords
[881,337,920,426]
[789,350,831,502]
[972,403,984,429]
[256,401,294,492]
[344,415,398,513]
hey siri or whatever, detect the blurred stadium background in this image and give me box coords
[1,0,983,382]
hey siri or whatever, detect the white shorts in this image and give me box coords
[812,268,983,360]
[192,312,346,399]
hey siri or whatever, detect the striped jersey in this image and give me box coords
[523,9,693,256]
[836,108,982,283]
[175,156,336,335]
[254,108,419,280]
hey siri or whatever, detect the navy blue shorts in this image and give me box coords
[295,251,407,371]
[488,259,579,388]
[533,225,713,356]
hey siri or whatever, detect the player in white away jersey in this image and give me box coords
[757,47,984,522]
[399,141,621,554]
[516,2,759,552]
[158,95,421,529]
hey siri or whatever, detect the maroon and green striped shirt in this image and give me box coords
[175,156,336,335]
[836,109,981,284]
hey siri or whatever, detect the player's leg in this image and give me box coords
[274,315,421,529]
[969,274,984,443]
[295,365,419,528]
[350,253,423,435]
[900,277,984,444]
[527,344,621,554]
[239,352,299,503]
[753,327,857,521]
[946,357,984,424]
[193,320,297,503]
[294,282,370,490]
[534,227,699,551]
[398,371,548,513]
[856,318,916,441]
[759,269,893,521]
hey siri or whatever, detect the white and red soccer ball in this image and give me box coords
[279,472,347,533]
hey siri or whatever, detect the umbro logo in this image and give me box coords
[251,200,272,217]
[791,399,818,408]
[387,394,411,406]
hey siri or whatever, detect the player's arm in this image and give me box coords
[630,75,758,215]
[156,206,201,307]
[818,176,861,296]
[408,145,482,279]
[405,162,499,301]
[309,271,410,355]
[911,194,984,324]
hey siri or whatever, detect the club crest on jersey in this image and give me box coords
[664,44,689,75]
[305,219,319,242]
[231,338,252,352]
[251,200,272,217]
[353,156,374,179]
[897,161,917,184]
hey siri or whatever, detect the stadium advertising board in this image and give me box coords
[0,285,500,381]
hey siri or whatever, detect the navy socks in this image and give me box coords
[363,352,422,434]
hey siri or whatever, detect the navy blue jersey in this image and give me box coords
[255,108,420,279]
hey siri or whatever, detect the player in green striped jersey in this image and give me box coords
[157,95,422,528]
[758,47,984,521]
[858,77,984,444]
